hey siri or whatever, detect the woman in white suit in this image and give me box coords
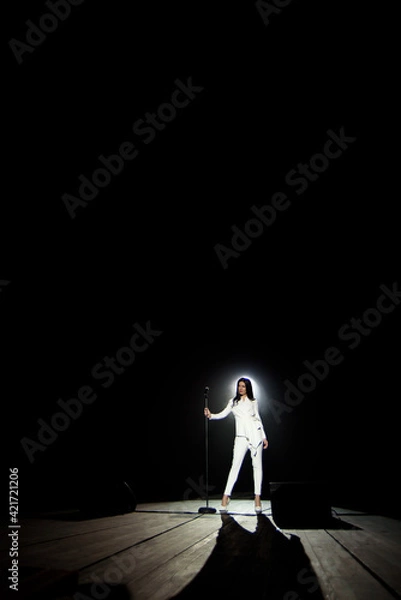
[204,377,269,513]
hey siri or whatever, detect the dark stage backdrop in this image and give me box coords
[2,0,399,519]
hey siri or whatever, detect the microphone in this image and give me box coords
[204,386,209,392]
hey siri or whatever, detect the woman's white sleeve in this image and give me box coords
[210,401,232,420]
[255,401,267,439]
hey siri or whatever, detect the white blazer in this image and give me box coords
[210,396,267,455]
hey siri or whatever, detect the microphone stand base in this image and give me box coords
[198,506,217,514]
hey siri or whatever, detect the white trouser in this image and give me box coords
[224,435,263,497]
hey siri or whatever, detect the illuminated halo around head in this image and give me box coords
[229,374,262,400]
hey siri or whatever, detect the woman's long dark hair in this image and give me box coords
[232,377,255,405]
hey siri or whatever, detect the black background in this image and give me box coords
[2,1,400,518]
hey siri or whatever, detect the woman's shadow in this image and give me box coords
[171,513,324,599]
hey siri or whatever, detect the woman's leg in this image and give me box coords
[251,443,263,501]
[223,436,248,499]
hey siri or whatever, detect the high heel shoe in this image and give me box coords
[255,502,262,513]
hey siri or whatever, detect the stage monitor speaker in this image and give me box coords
[79,479,137,518]
[269,481,331,528]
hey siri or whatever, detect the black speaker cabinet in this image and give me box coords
[79,479,137,518]
[269,481,331,528]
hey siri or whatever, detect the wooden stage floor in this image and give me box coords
[1,499,401,599]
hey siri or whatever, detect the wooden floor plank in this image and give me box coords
[326,528,401,597]
[134,530,218,599]
[295,529,396,600]
[296,529,338,599]
[13,513,199,571]
[78,514,223,585]
[78,513,257,599]
[3,501,400,599]
[137,498,268,515]
[134,515,261,599]
[1,511,148,550]
[336,512,401,546]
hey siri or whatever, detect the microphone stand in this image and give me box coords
[198,387,216,514]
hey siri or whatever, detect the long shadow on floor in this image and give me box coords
[172,513,325,599]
